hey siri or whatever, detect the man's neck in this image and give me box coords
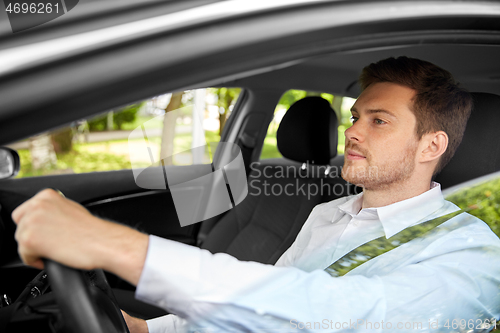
[361,180,432,209]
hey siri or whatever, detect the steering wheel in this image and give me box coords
[44,259,129,333]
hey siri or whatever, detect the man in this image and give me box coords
[13,57,500,332]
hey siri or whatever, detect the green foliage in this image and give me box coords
[16,129,222,178]
[337,126,347,154]
[88,102,144,131]
[320,93,334,104]
[446,176,500,238]
[59,148,131,173]
[209,88,241,135]
[277,90,308,110]
[87,114,107,132]
[277,90,335,110]
[261,90,344,159]
[114,104,141,130]
[260,136,281,160]
[210,88,241,110]
[121,115,164,131]
[17,149,57,177]
[16,146,131,177]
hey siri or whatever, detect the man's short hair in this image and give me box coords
[359,56,473,176]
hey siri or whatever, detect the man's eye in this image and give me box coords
[350,116,358,124]
[374,119,385,125]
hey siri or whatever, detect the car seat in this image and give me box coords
[199,96,341,264]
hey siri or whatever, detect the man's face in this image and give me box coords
[341,82,420,190]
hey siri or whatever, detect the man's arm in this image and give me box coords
[12,189,148,286]
[12,189,500,332]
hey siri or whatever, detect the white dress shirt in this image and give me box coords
[137,183,500,332]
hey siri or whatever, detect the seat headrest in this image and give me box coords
[277,96,338,165]
[435,92,500,189]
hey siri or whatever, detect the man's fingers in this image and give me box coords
[12,188,63,224]
[18,249,45,270]
[25,257,44,270]
[11,195,32,224]
[13,189,66,268]
[15,219,43,268]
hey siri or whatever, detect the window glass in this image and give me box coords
[9,88,241,178]
[260,89,356,160]
[445,173,500,238]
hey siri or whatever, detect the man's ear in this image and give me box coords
[419,131,448,163]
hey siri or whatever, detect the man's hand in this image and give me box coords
[121,311,149,333]
[12,189,149,286]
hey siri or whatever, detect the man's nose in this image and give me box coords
[344,121,364,143]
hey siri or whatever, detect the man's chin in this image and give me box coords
[341,168,362,186]
[341,162,377,187]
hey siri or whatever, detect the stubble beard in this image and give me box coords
[341,140,418,191]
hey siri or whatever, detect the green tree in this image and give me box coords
[88,102,144,131]
[210,88,241,135]
[277,90,308,110]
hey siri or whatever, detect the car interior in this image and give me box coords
[1,3,500,328]
[114,90,500,320]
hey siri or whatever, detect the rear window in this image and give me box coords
[260,89,356,160]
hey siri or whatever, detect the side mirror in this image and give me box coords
[0,147,20,179]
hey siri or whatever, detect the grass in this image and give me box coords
[260,136,280,160]
[17,146,132,178]
[16,128,223,178]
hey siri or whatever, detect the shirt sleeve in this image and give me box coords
[136,226,500,332]
[146,314,189,333]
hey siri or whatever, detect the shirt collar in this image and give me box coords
[332,182,446,238]
[338,193,363,217]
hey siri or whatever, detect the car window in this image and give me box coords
[444,172,500,239]
[260,89,356,160]
[9,87,241,178]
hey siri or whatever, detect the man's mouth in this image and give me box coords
[346,149,366,160]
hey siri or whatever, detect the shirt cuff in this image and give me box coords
[147,314,189,333]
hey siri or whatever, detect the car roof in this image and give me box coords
[1,0,500,144]
[231,44,500,97]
